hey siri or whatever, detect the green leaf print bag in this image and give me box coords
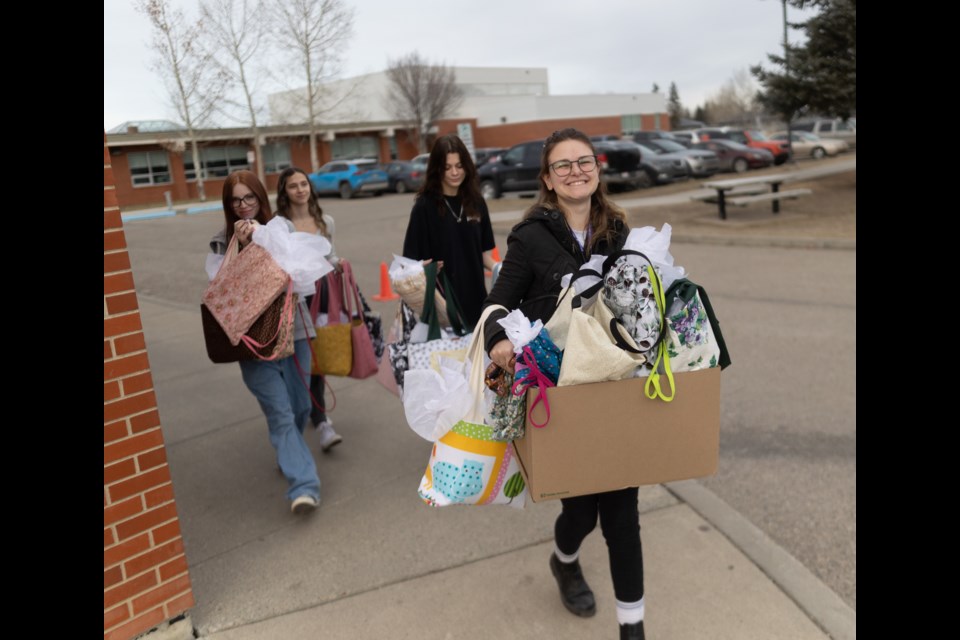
[418,306,528,508]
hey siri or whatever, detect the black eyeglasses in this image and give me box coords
[230,194,259,208]
[548,155,598,176]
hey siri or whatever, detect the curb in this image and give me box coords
[666,480,856,640]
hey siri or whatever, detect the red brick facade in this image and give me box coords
[107,116,666,209]
[104,133,195,640]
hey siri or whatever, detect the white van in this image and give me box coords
[792,118,856,149]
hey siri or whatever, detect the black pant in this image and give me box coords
[309,374,326,425]
[305,286,328,426]
[555,487,644,602]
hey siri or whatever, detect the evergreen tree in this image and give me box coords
[667,82,684,129]
[752,0,856,121]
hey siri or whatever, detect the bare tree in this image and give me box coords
[137,0,222,201]
[272,0,355,172]
[200,0,270,183]
[702,69,761,126]
[384,52,464,154]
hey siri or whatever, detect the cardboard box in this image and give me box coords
[513,367,721,502]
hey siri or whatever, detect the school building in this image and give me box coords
[105,67,668,210]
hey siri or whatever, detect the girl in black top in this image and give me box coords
[483,128,646,640]
[402,134,497,330]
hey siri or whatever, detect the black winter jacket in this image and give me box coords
[483,207,629,353]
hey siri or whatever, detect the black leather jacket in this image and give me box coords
[483,207,628,353]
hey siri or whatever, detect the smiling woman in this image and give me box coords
[480,128,652,639]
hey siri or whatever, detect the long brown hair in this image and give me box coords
[525,128,626,253]
[221,170,274,244]
[417,134,483,222]
[274,167,328,237]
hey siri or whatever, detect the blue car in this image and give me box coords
[309,159,389,199]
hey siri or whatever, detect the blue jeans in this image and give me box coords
[239,339,321,502]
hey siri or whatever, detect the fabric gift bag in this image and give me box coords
[557,284,647,387]
[201,284,296,363]
[663,279,731,372]
[310,271,354,376]
[418,305,528,508]
[202,235,291,346]
[389,255,450,327]
[341,261,379,379]
[390,264,472,390]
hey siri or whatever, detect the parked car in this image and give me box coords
[669,130,708,147]
[308,159,389,199]
[691,140,774,173]
[411,153,431,166]
[477,138,647,198]
[630,131,680,145]
[593,139,649,191]
[380,160,425,193]
[642,138,720,178]
[697,128,789,165]
[473,147,507,166]
[792,117,856,149]
[631,142,690,185]
[768,131,848,159]
[589,134,623,142]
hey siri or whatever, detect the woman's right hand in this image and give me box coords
[234,219,257,247]
[489,339,517,374]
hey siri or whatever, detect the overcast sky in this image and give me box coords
[104,0,817,131]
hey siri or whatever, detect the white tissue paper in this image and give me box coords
[621,224,686,290]
[560,255,607,297]
[496,309,543,353]
[388,254,425,280]
[252,218,334,296]
[402,356,474,442]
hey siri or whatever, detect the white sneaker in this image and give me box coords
[318,421,342,452]
[291,494,319,515]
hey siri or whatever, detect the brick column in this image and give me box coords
[104,133,195,640]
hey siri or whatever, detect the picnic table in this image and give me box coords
[699,173,812,220]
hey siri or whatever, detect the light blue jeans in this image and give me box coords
[239,339,321,502]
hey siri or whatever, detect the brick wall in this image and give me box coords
[104,133,195,640]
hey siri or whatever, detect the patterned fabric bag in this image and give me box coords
[202,235,290,346]
[389,264,470,391]
[662,279,732,372]
[601,250,665,356]
[418,305,528,508]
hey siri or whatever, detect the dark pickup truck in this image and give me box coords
[477,139,646,199]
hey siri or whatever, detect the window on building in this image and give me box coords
[331,136,378,160]
[621,114,641,133]
[183,145,250,180]
[128,151,171,186]
[262,142,292,173]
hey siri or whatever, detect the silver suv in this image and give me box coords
[792,118,856,149]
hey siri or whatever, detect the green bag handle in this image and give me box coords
[643,265,675,402]
[421,262,468,340]
[438,270,468,336]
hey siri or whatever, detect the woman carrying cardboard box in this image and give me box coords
[482,128,646,640]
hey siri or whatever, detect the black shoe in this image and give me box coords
[549,553,596,618]
[620,621,646,640]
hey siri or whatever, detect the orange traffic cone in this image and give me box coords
[371,261,399,301]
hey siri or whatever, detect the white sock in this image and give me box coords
[616,597,645,625]
[554,544,579,564]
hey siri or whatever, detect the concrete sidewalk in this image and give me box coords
[141,295,854,640]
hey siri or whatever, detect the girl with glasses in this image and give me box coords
[482,129,646,639]
[209,170,322,516]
